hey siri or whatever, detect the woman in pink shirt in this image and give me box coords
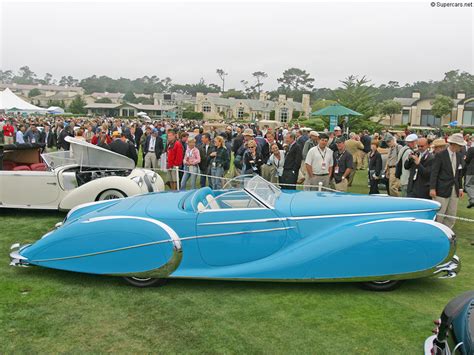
[180,138,201,190]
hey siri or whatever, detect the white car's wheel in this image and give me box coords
[97,189,127,201]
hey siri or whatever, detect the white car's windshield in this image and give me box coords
[244,175,281,208]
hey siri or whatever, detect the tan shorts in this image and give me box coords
[167,167,178,182]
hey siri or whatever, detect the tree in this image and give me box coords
[431,95,453,120]
[135,96,154,105]
[241,80,254,98]
[334,75,377,118]
[59,75,79,87]
[68,95,87,114]
[277,68,315,91]
[13,66,36,84]
[378,100,402,126]
[216,69,228,92]
[28,88,41,97]
[0,70,13,83]
[95,97,113,103]
[252,71,268,93]
[221,89,247,99]
[40,73,54,85]
[123,91,137,103]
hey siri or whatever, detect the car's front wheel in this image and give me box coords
[123,277,168,288]
[97,189,127,201]
[361,280,401,291]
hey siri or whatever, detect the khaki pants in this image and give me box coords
[305,175,330,191]
[144,152,158,169]
[335,178,348,192]
[360,152,368,170]
[348,169,356,187]
[434,188,459,229]
[4,136,14,144]
[353,151,362,170]
[261,164,274,182]
[387,167,400,197]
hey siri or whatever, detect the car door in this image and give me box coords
[195,197,288,266]
[0,170,61,208]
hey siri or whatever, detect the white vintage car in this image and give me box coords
[0,137,165,210]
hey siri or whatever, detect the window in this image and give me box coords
[203,103,211,113]
[401,110,410,125]
[237,107,245,119]
[463,101,474,126]
[280,107,289,123]
[420,110,440,127]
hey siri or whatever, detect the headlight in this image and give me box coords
[131,176,143,187]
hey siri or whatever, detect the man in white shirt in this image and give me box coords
[15,125,25,144]
[305,133,333,190]
[144,128,162,169]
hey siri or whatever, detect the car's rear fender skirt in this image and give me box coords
[18,216,182,278]
[298,218,455,280]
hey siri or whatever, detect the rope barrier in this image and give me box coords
[150,166,473,223]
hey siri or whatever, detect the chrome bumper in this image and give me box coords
[434,255,460,279]
[9,243,30,267]
[423,335,436,355]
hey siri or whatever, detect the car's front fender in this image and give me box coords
[59,176,144,210]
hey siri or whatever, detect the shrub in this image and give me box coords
[182,111,204,120]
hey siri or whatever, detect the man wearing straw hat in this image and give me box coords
[429,133,466,228]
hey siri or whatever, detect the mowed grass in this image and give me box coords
[1,171,473,354]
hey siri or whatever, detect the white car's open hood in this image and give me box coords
[42,136,135,170]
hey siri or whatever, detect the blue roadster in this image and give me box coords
[10,175,460,290]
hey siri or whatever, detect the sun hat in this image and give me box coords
[405,133,418,143]
[447,133,466,146]
[384,133,394,142]
[243,128,255,136]
[432,138,448,148]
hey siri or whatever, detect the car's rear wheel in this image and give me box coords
[361,280,401,291]
[123,277,168,288]
[98,189,127,201]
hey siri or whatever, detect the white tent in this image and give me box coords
[47,106,65,114]
[0,88,47,113]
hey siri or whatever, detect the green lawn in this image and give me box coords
[1,171,473,354]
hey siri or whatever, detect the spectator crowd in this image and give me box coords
[1,113,473,229]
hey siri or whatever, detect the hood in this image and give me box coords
[290,192,440,217]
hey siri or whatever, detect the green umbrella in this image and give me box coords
[311,103,362,117]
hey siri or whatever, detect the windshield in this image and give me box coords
[244,175,281,208]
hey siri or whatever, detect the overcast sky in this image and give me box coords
[0,1,472,90]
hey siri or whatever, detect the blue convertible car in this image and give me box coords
[10,175,460,290]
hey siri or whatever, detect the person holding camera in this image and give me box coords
[368,141,383,194]
[404,137,433,199]
[243,140,264,176]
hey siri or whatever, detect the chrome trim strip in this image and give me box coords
[198,217,287,226]
[183,227,294,241]
[288,208,437,221]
